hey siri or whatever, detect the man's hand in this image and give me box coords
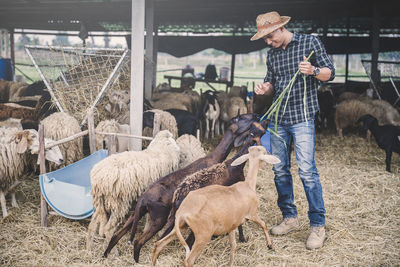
[299,56,315,76]
[255,82,274,96]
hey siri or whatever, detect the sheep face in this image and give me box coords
[11,129,64,165]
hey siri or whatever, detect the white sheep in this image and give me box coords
[0,128,63,218]
[40,112,83,168]
[95,119,130,152]
[152,146,280,267]
[86,130,181,251]
[176,134,206,168]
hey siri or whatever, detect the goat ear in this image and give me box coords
[231,154,249,166]
[260,154,281,164]
[233,130,249,147]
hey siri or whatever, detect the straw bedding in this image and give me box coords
[1,132,399,266]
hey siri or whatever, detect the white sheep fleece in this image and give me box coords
[40,112,83,167]
[87,130,181,249]
[176,134,206,168]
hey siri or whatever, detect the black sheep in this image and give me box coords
[358,114,400,172]
[317,90,335,131]
[143,109,199,137]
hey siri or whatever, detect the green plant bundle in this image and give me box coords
[260,50,315,140]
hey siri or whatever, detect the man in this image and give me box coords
[251,11,335,249]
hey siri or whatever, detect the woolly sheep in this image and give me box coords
[0,127,27,218]
[86,130,181,252]
[143,109,179,139]
[95,119,130,152]
[335,99,400,137]
[40,112,83,168]
[151,91,198,114]
[218,92,248,135]
[0,118,23,129]
[176,134,206,168]
[0,128,63,218]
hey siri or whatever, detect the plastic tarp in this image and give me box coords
[39,150,108,220]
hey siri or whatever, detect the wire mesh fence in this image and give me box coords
[361,59,400,102]
[25,45,131,125]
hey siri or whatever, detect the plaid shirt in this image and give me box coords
[264,32,335,125]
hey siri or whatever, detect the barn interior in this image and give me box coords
[0,1,399,266]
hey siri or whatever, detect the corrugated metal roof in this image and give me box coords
[0,0,399,34]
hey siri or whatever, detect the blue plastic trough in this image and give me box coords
[39,150,108,220]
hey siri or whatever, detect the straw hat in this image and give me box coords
[250,11,291,41]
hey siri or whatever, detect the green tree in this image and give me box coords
[16,34,40,50]
[52,35,70,46]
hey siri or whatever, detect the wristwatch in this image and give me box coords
[313,67,320,76]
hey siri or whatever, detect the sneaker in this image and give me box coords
[306,226,326,250]
[270,217,300,235]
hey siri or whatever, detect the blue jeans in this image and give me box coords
[268,120,325,227]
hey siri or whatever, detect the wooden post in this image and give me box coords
[371,3,380,85]
[152,112,161,137]
[0,30,3,57]
[87,109,96,154]
[10,28,15,78]
[153,24,159,90]
[38,124,48,227]
[248,84,254,114]
[345,17,350,86]
[130,0,145,151]
[229,53,236,92]
[144,0,154,100]
[107,134,117,155]
[5,29,9,59]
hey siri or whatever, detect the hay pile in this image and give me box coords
[1,132,399,266]
[48,50,131,125]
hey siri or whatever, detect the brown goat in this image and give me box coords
[158,121,267,245]
[152,146,279,267]
[103,113,258,261]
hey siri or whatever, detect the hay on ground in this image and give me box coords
[0,132,399,266]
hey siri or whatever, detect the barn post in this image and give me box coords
[87,108,96,154]
[152,112,161,137]
[153,23,159,90]
[230,53,236,91]
[130,0,145,151]
[370,3,380,85]
[345,16,350,86]
[10,28,15,78]
[107,134,117,155]
[144,0,154,100]
[39,124,48,227]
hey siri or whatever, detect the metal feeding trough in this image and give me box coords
[39,150,108,220]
